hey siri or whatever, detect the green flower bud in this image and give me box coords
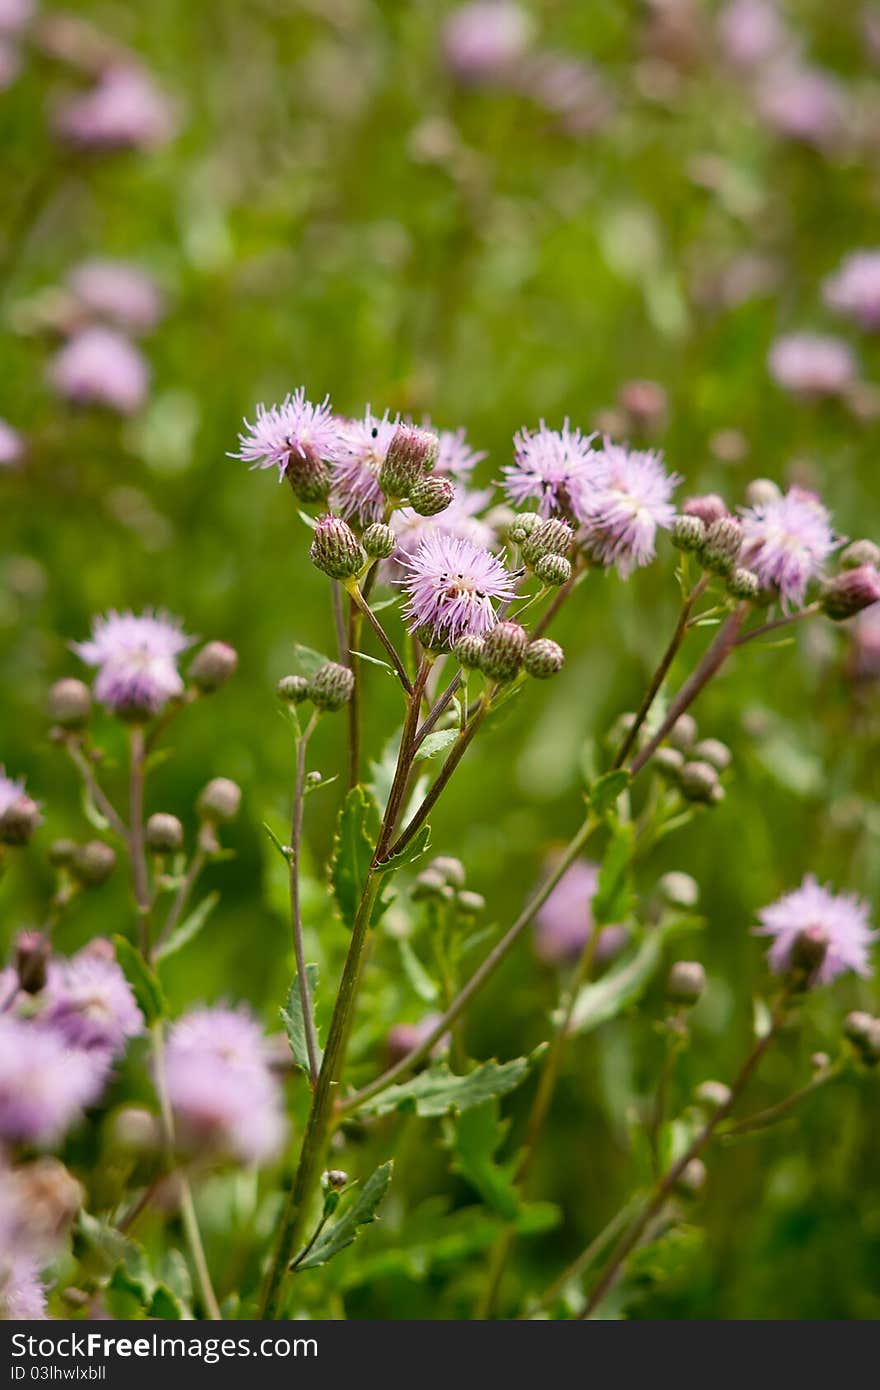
[285,447,331,505]
[307,661,356,711]
[189,641,238,693]
[521,517,573,566]
[310,515,366,580]
[666,960,706,1006]
[844,1011,880,1065]
[277,674,310,703]
[691,738,731,772]
[480,621,528,682]
[429,856,466,888]
[197,777,242,823]
[411,868,454,902]
[325,1169,349,1191]
[679,760,723,804]
[839,539,880,571]
[414,624,450,654]
[727,567,761,601]
[362,523,397,559]
[695,1080,731,1111]
[409,476,454,518]
[47,678,92,730]
[0,795,41,847]
[820,566,880,621]
[523,637,565,679]
[653,747,685,779]
[508,512,542,545]
[671,515,706,553]
[145,813,184,855]
[667,714,698,752]
[110,1106,162,1156]
[452,634,485,669]
[456,889,485,915]
[744,478,781,508]
[71,839,117,887]
[657,871,699,909]
[379,425,439,497]
[702,517,743,575]
[675,1158,707,1197]
[534,553,572,587]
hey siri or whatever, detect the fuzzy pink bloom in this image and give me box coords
[54,64,176,151]
[534,859,628,966]
[767,332,856,398]
[401,532,516,642]
[42,945,143,1057]
[388,485,495,583]
[823,251,880,331]
[0,0,32,35]
[0,767,27,819]
[575,440,680,578]
[163,1006,285,1165]
[0,418,25,468]
[68,260,164,335]
[331,407,400,525]
[0,1254,47,1319]
[505,421,598,517]
[386,1013,450,1064]
[431,426,487,481]
[48,325,149,414]
[234,389,345,481]
[717,0,790,70]
[740,486,836,608]
[755,875,875,984]
[517,52,614,136]
[755,63,847,146]
[73,609,192,717]
[441,2,532,84]
[0,1014,106,1146]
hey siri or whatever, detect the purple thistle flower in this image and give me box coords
[387,486,495,582]
[441,2,533,85]
[401,532,516,643]
[717,0,791,71]
[0,418,25,469]
[73,608,193,718]
[331,407,401,525]
[386,1013,450,1064]
[505,420,598,517]
[534,858,628,966]
[0,767,27,820]
[823,251,880,331]
[755,63,848,147]
[68,259,164,335]
[0,1015,106,1146]
[432,425,487,481]
[0,1254,47,1320]
[767,332,857,398]
[575,440,680,578]
[233,389,345,482]
[48,325,149,415]
[755,875,876,984]
[42,944,143,1057]
[163,1006,285,1165]
[0,0,34,36]
[53,64,177,152]
[740,486,836,608]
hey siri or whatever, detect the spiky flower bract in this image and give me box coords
[740,486,836,608]
[755,876,876,984]
[575,440,680,578]
[401,532,516,643]
[73,609,193,717]
[505,421,597,517]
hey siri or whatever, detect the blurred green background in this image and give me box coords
[2,1,879,1318]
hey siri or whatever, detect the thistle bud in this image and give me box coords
[71,839,116,887]
[453,634,485,669]
[666,960,706,1006]
[671,514,706,553]
[456,889,485,915]
[197,777,241,823]
[145,813,184,855]
[47,678,91,730]
[657,871,699,909]
[534,553,572,587]
[307,661,356,711]
[695,1080,731,1111]
[362,523,397,559]
[277,674,310,704]
[0,795,41,847]
[787,926,828,991]
[379,425,439,497]
[309,515,366,580]
[727,567,761,602]
[325,1169,349,1191]
[839,539,880,571]
[680,760,723,804]
[414,625,450,654]
[820,565,880,621]
[744,478,782,508]
[411,868,454,902]
[521,517,573,566]
[285,447,331,504]
[667,713,698,752]
[508,512,542,545]
[110,1105,162,1156]
[15,930,51,995]
[306,771,322,789]
[429,856,466,888]
[48,838,77,867]
[189,641,238,693]
[675,1158,707,1197]
[683,494,727,527]
[409,475,454,518]
[653,746,685,778]
[691,738,731,772]
[480,621,528,682]
[702,517,743,574]
[844,1011,880,1065]
[523,637,565,679]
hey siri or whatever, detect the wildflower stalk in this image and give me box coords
[290,709,322,1084]
[720,1060,843,1138]
[129,728,151,956]
[347,599,362,789]
[154,841,207,955]
[734,601,821,648]
[578,995,788,1318]
[526,1195,644,1318]
[347,583,413,695]
[331,582,348,665]
[64,741,128,841]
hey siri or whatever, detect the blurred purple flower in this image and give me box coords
[755,875,876,983]
[48,325,149,414]
[387,1013,450,1065]
[0,1254,47,1320]
[54,64,176,152]
[0,1014,106,1146]
[823,251,880,331]
[401,532,515,642]
[331,407,400,525]
[534,858,628,966]
[234,389,345,483]
[441,2,533,85]
[505,421,598,517]
[518,52,614,136]
[0,767,27,819]
[432,425,487,481]
[756,63,847,147]
[73,608,192,717]
[0,418,25,468]
[717,0,790,71]
[0,0,33,36]
[575,440,680,578]
[767,332,856,398]
[68,260,164,335]
[163,1006,285,1165]
[43,944,143,1057]
[740,485,836,608]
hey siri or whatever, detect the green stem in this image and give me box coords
[128,727,151,955]
[348,584,413,695]
[525,1195,645,1318]
[720,1062,842,1138]
[290,710,322,1084]
[347,598,362,790]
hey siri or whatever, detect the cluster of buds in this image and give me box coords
[411,855,484,915]
[453,626,565,683]
[378,425,441,509]
[278,660,355,712]
[672,496,762,602]
[48,836,117,887]
[844,1011,880,1066]
[652,713,730,806]
[820,540,880,622]
[509,513,574,587]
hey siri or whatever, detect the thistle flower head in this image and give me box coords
[48,326,149,415]
[767,332,856,397]
[0,1254,47,1320]
[0,418,25,469]
[73,609,193,718]
[43,945,143,1057]
[575,440,680,578]
[739,486,836,608]
[505,421,597,517]
[401,533,516,644]
[821,565,880,621]
[234,390,343,500]
[331,407,400,525]
[67,259,164,335]
[378,424,439,498]
[756,62,847,147]
[755,875,876,984]
[0,1014,107,1146]
[0,767,27,820]
[823,251,880,331]
[441,2,533,85]
[163,1006,285,1164]
[387,487,495,582]
[53,64,177,152]
[534,859,627,966]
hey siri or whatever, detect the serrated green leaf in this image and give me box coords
[592,819,635,926]
[113,936,166,1024]
[568,914,699,1036]
[590,769,631,816]
[294,1162,393,1271]
[360,1055,535,1118]
[331,787,379,927]
[446,1101,520,1219]
[414,728,458,762]
[378,822,431,875]
[148,1285,185,1319]
[155,891,219,964]
[398,939,439,1003]
[280,964,322,1072]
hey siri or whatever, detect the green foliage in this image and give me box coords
[359,1055,538,1119]
[331,786,379,927]
[113,936,166,1024]
[294,1163,393,1272]
[280,963,322,1073]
